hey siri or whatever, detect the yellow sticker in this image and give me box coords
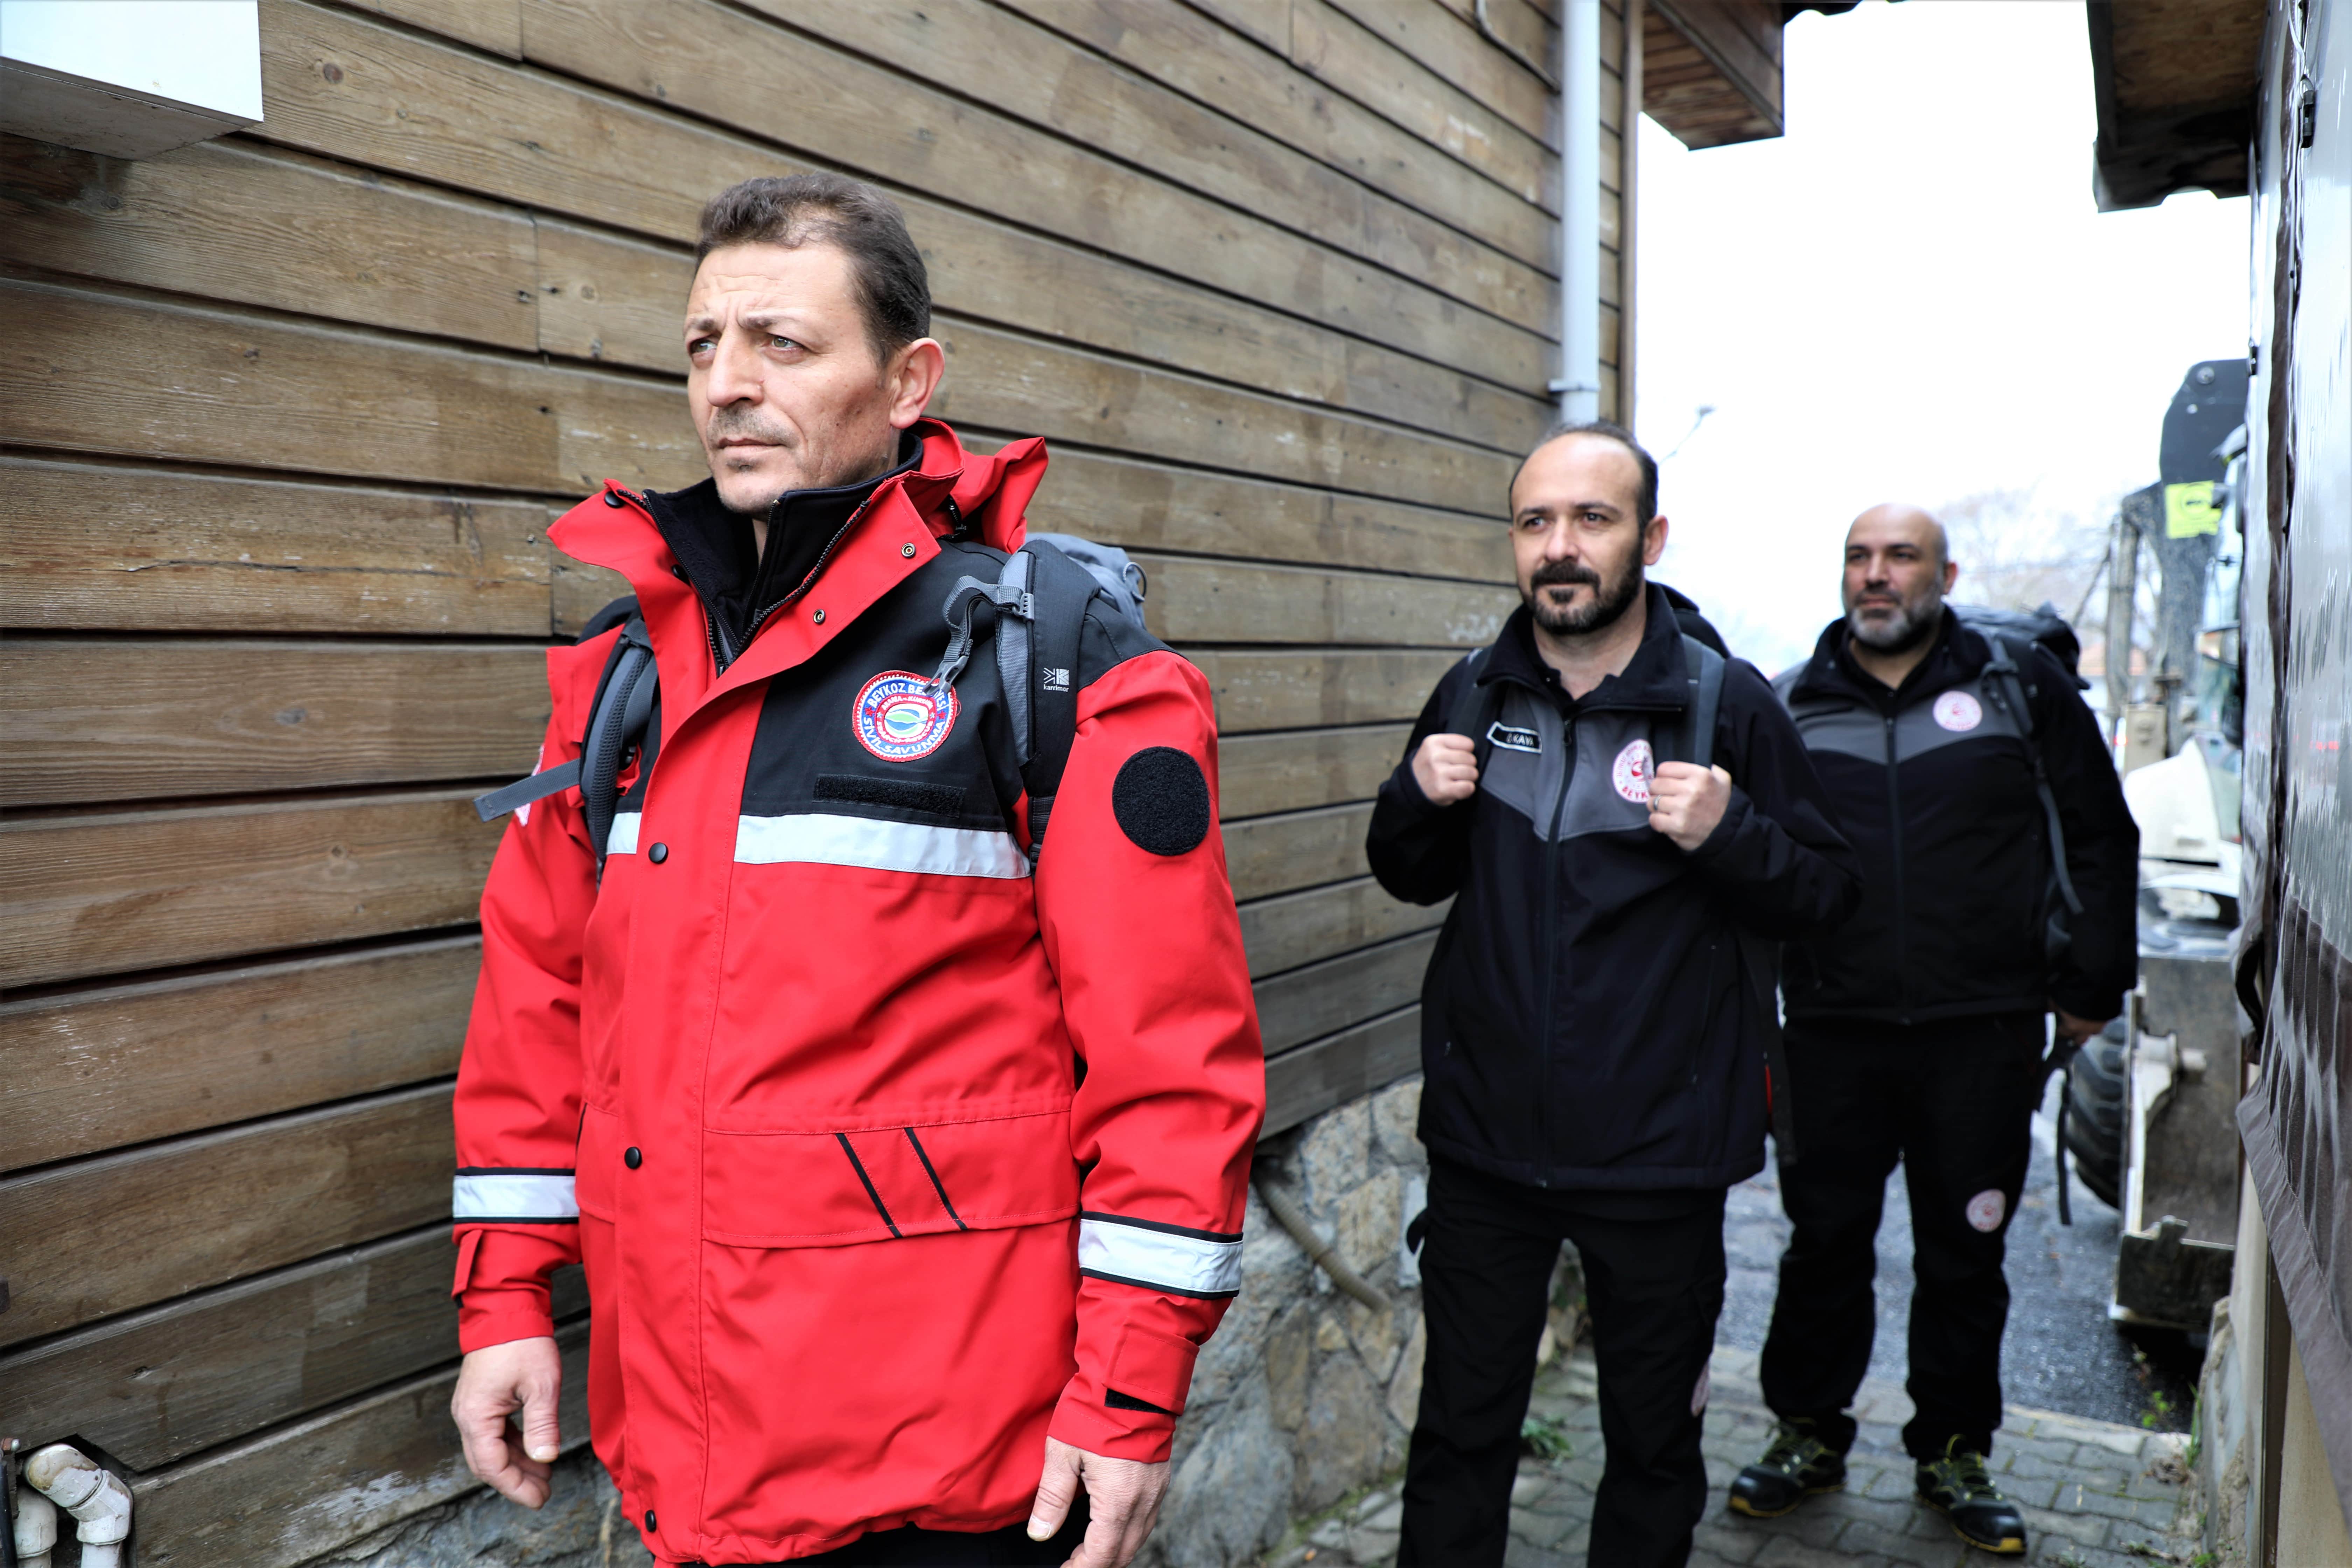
[2165,481,2220,537]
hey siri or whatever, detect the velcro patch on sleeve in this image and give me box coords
[1112,747,1211,857]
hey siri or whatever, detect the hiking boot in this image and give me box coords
[1727,1422,1847,1518]
[1915,1440,2028,1554]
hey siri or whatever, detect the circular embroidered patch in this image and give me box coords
[1113,747,1211,856]
[1965,1189,2007,1233]
[852,671,958,762]
[1933,691,1984,732]
[1611,738,1655,804]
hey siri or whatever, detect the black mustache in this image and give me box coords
[1530,560,1601,590]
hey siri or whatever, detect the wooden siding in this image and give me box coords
[0,0,1598,1556]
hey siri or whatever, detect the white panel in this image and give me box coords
[733,813,1030,880]
[2,1,262,119]
[453,1172,579,1222]
[606,811,641,855]
[1078,1216,1243,1297]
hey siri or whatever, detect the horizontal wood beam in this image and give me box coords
[0,640,547,807]
[0,1231,568,1468]
[0,1084,454,1347]
[1255,930,1436,1056]
[1187,648,1462,733]
[1138,556,1513,650]
[1217,724,1409,822]
[0,456,556,636]
[1224,802,1374,903]
[1263,1004,1422,1135]
[1239,875,1448,979]
[1,937,477,1173]
[131,1321,590,1568]
[0,789,500,989]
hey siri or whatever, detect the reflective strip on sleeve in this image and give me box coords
[734,813,1030,879]
[453,1170,579,1222]
[1078,1214,1244,1298]
[606,811,641,855]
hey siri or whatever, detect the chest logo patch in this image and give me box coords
[1932,691,1984,732]
[1485,721,1542,754]
[853,671,958,762]
[1611,738,1655,805]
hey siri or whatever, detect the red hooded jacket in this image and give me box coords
[451,422,1265,1563]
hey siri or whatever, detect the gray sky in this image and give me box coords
[1632,0,2251,676]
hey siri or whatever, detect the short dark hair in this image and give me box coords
[1513,419,1660,524]
[695,174,931,364]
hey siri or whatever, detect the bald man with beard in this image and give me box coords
[1729,505,2137,1557]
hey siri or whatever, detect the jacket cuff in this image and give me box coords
[1385,760,1443,817]
[1046,1378,1177,1464]
[453,1227,572,1353]
[1684,787,1753,864]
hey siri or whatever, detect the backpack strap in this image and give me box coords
[1448,647,1506,774]
[472,615,657,881]
[1672,634,1726,770]
[1981,632,2083,916]
[1016,541,1100,860]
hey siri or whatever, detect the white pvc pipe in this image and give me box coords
[24,1445,131,1568]
[1556,0,1603,421]
[13,1488,58,1568]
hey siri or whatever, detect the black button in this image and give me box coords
[644,1509,657,1532]
[648,843,668,864]
[603,490,624,507]
[624,1146,642,1169]
[671,564,687,579]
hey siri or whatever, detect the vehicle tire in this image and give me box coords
[2065,1020,2128,1210]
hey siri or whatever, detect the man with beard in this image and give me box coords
[1366,422,1861,1566]
[1728,504,2136,1557]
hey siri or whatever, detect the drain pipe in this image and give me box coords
[1256,1177,1391,1313]
[1550,0,1603,421]
[21,1447,130,1568]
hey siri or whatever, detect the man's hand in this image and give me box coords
[1649,762,1732,850]
[451,1337,564,1508]
[1029,1437,1169,1568]
[2053,1008,2107,1045]
[1412,733,1479,805]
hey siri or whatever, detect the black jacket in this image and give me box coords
[1366,586,1862,1190]
[1774,613,2139,1026]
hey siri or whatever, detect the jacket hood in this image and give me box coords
[1483,581,1697,711]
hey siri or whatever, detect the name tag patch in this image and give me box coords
[1485,721,1542,754]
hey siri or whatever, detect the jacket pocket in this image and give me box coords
[702,1106,1080,1248]
[576,1102,621,1222]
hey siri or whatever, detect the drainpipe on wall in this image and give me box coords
[1552,0,1603,422]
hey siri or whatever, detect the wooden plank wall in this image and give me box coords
[0,0,1615,1559]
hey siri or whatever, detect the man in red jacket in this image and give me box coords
[447,173,1265,1567]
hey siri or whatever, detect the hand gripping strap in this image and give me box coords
[1447,647,1504,775]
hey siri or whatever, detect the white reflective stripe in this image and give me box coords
[453,1172,578,1220]
[1078,1217,1243,1296]
[606,811,641,855]
[734,813,1030,879]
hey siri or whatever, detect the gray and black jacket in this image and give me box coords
[1366,587,1862,1191]
[1774,613,2139,1027]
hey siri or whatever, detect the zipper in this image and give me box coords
[705,494,880,674]
[1533,710,1575,1186]
[1882,707,1911,1019]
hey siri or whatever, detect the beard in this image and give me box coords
[1846,594,1942,652]
[1524,555,1644,637]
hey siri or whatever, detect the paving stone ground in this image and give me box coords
[1263,1344,2195,1568]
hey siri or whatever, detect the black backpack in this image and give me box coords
[474,534,1150,875]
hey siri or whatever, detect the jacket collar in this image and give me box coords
[1482,581,1694,712]
[1791,607,1989,707]
[636,431,925,666]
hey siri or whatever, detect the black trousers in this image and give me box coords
[1400,1157,1727,1568]
[1760,1012,2045,1460]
